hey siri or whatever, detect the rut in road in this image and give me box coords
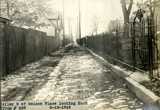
[25,45,144,110]
[1,45,144,109]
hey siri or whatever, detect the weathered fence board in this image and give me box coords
[0,23,5,75]
[0,24,61,76]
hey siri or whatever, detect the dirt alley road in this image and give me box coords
[1,45,144,110]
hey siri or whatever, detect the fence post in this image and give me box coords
[4,23,10,75]
[131,22,135,71]
[0,22,5,76]
[147,17,154,79]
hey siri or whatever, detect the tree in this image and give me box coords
[120,0,133,37]
[8,0,57,29]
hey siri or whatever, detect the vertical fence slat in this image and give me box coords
[0,25,62,76]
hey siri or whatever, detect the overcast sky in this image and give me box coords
[45,0,141,37]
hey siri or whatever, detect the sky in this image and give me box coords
[42,0,143,37]
[45,0,124,37]
[15,0,146,37]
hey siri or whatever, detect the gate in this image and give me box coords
[131,9,160,79]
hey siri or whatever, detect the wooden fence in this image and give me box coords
[77,33,147,71]
[0,23,61,76]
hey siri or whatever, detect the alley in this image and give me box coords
[1,45,144,110]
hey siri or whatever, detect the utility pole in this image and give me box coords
[62,0,65,46]
[78,0,81,39]
[48,16,60,37]
[0,0,1,17]
[68,18,73,42]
